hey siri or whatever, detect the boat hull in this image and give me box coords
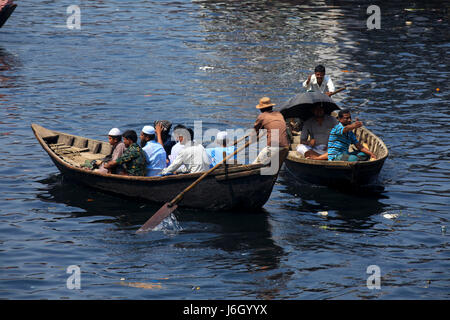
[285,126,388,188]
[32,124,283,211]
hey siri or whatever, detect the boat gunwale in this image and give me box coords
[31,123,271,182]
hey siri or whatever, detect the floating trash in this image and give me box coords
[318,211,328,217]
[199,66,214,71]
[382,213,399,219]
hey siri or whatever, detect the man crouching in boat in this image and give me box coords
[160,127,211,175]
[326,109,376,162]
[104,130,147,176]
[93,128,126,174]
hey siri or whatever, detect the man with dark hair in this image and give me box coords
[104,129,147,176]
[140,125,167,176]
[327,109,376,161]
[160,126,211,175]
[303,64,335,96]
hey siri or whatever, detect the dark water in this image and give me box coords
[0,0,449,299]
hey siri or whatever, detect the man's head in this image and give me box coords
[256,97,275,113]
[107,128,122,146]
[312,104,325,119]
[216,131,228,147]
[338,109,352,126]
[140,125,156,147]
[173,124,193,144]
[122,130,138,147]
[314,65,326,85]
[154,120,172,142]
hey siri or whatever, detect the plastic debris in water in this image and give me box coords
[199,66,214,71]
[318,211,328,217]
[383,213,399,219]
[121,281,162,289]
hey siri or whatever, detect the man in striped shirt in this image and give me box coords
[327,109,376,161]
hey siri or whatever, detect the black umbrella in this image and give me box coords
[279,91,340,121]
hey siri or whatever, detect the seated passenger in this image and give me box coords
[167,124,188,168]
[140,125,167,176]
[161,127,211,175]
[94,128,126,174]
[327,109,376,162]
[104,130,147,176]
[206,131,237,167]
[296,104,338,158]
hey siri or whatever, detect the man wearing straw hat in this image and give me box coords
[252,97,289,165]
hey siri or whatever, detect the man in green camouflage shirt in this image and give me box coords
[104,130,147,176]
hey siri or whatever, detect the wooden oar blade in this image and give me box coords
[136,203,178,234]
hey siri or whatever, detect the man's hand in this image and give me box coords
[306,74,312,85]
[309,139,316,147]
[325,92,332,97]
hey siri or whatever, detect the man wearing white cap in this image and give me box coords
[140,125,167,176]
[206,131,237,167]
[95,128,126,174]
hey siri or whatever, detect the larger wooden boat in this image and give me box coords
[32,124,286,211]
[285,126,388,187]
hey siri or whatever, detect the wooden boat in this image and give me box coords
[32,124,286,211]
[285,126,388,187]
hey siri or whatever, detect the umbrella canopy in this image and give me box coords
[279,91,340,121]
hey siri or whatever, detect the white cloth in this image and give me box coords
[302,74,335,93]
[162,142,211,174]
[253,146,281,165]
[296,144,327,156]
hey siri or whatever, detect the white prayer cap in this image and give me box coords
[108,128,121,136]
[216,131,228,142]
[142,125,155,135]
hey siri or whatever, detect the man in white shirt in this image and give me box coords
[302,65,335,96]
[161,127,211,175]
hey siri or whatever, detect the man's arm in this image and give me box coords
[342,120,363,133]
[155,122,165,146]
[161,149,185,174]
[355,143,377,159]
[325,77,335,96]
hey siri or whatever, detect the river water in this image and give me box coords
[0,0,448,300]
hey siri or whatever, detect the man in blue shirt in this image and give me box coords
[327,109,376,161]
[140,125,167,176]
[206,131,237,167]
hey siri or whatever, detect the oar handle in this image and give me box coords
[329,87,346,96]
[168,135,255,207]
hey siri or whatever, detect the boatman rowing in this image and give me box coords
[303,65,335,97]
[252,97,289,167]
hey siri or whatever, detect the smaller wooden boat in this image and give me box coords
[0,1,16,29]
[284,126,389,187]
[32,124,286,211]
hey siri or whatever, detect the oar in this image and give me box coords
[329,87,346,96]
[136,136,255,233]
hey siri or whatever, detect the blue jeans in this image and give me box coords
[334,151,369,162]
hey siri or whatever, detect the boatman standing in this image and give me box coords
[303,65,335,96]
[252,97,289,166]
